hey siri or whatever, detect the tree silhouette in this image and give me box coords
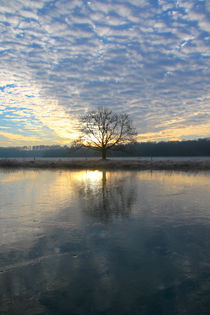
[75,108,137,159]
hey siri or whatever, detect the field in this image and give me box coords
[0,157,210,170]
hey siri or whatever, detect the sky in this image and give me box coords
[0,0,210,147]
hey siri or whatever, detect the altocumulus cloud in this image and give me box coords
[0,0,209,146]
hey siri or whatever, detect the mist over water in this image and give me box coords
[0,169,210,315]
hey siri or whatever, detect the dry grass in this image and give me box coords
[0,157,210,171]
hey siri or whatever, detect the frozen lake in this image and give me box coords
[0,169,210,314]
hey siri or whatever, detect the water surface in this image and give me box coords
[0,169,210,315]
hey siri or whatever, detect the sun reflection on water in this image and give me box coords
[1,169,210,315]
[76,170,103,184]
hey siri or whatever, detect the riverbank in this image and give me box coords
[0,157,210,171]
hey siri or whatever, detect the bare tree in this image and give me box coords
[75,108,137,159]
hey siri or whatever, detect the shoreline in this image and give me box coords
[0,157,210,171]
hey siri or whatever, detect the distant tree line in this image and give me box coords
[129,138,210,157]
[0,138,210,158]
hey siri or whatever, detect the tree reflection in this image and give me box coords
[77,171,137,221]
[1,170,210,314]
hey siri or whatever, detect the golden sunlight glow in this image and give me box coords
[2,70,209,146]
[0,170,105,220]
[83,170,103,181]
[0,131,42,143]
[73,170,104,186]
[137,122,210,142]
[1,72,81,145]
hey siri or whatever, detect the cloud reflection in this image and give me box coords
[1,169,210,314]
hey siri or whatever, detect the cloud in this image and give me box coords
[0,130,43,143]
[0,0,209,146]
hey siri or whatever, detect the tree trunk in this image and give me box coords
[102,148,107,160]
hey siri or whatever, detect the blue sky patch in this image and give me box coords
[0,0,209,145]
